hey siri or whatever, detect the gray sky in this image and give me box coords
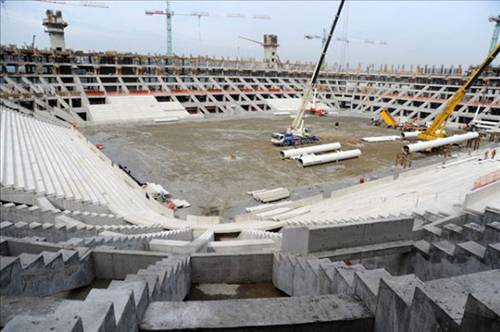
[1,1,499,67]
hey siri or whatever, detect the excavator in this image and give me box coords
[271,0,345,146]
[417,43,499,141]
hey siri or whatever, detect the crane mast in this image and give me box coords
[418,43,500,141]
[290,0,345,134]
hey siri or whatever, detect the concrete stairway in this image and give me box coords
[1,220,98,242]
[0,248,94,297]
[2,256,190,332]
[123,256,190,302]
[273,253,499,331]
[374,269,500,332]
[284,155,499,225]
[237,229,282,248]
[57,228,192,250]
[1,218,176,243]
[0,109,185,228]
[0,202,125,225]
[413,210,500,280]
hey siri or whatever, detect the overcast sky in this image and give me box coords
[1,1,498,67]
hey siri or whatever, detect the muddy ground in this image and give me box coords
[81,115,441,220]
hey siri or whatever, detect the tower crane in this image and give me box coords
[238,35,281,65]
[34,0,109,8]
[489,15,500,53]
[417,43,499,141]
[304,32,388,47]
[271,0,346,146]
[146,0,271,57]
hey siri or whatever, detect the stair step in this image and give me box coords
[442,223,463,240]
[333,264,365,295]
[353,268,392,313]
[456,241,486,260]
[59,249,79,262]
[462,222,485,242]
[423,224,442,241]
[18,253,42,268]
[0,256,19,271]
[125,272,159,300]
[86,288,137,332]
[108,280,149,320]
[55,299,116,332]
[318,261,346,294]
[432,240,456,257]
[413,240,431,256]
[485,222,500,243]
[41,251,62,265]
[415,270,500,329]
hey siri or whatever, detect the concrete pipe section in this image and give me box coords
[403,132,479,153]
[281,142,341,159]
[298,149,362,167]
[401,131,421,139]
[362,135,401,143]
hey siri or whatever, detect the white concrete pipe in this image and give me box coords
[401,131,421,138]
[298,149,362,167]
[281,142,341,159]
[403,132,479,153]
[362,135,401,143]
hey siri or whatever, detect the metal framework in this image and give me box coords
[1,46,499,128]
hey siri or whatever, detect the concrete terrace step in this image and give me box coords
[57,228,191,251]
[1,220,99,242]
[431,240,456,257]
[463,222,486,242]
[108,280,149,321]
[441,223,463,241]
[55,299,116,332]
[332,264,367,295]
[0,248,94,297]
[141,294,373,331]
[353,268,392,313]
[485,221,500,243]
[409,269,500,331]
[86,288,137,332]
[456,241,487,260]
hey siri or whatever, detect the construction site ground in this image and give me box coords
[81,115,463,220]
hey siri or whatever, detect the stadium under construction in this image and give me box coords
[0,2,499,331]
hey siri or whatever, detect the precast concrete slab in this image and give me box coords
[141,294,373,331]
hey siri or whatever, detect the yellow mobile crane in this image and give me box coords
[418,43,500,141]
[378,107,398,128]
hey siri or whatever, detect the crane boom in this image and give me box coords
[418,43,500,141]
[291,0,345,132]
[238,36,263,46]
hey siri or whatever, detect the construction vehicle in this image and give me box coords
[417,43,499,141]
[371,107,398,128]
[306,89,328,116]
[271,0,345,146]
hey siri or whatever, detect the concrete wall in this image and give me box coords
[91,249,167,279]
[190,252,273,283]
[282,217,415,255]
